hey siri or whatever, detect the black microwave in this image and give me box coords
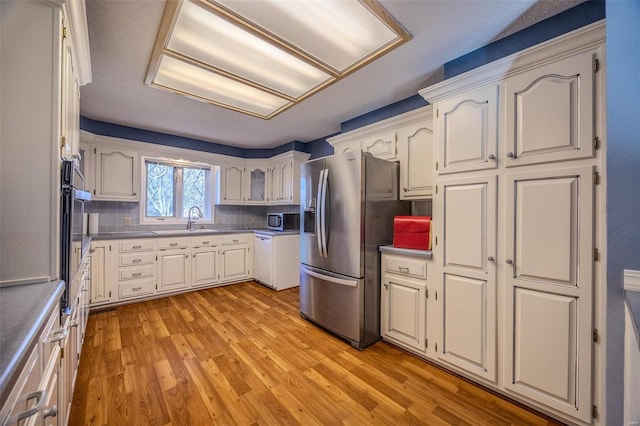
[267,213,300,231]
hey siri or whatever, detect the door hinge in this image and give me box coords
[435,290,438,301]
[93,189,96,195]
[593,329,600,343]
[156,255,158,261]
[94,147,96,154]
[436,109,439,118]
[592,404,598,419]
[435,161,438,171]
[435,236,438,246]
[593,248,600,262]
[435,185,438,194]
[61,348,65,359]
[426,289,429,299]
[593,171,601,185]
[593,136,600,150]
[62,27,67,39]
[109,245,112,252]
[426,338,428,348]
[109,291,112,298]
[60,135,66,148]
[593,59,600,73]
[435,342,438,352]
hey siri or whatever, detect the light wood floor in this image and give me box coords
[70,281,563,425]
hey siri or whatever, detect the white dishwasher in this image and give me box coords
[253,233,300,290]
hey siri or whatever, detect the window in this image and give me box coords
[142,158,214,222]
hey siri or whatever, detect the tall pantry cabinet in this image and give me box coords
[421,22,605,425]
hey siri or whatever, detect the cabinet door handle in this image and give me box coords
[132,258,142,263]
[398,266,409,273]
[48,328,69,343]
[383,282,388,288]
[170,243,178,247]
[506,152,516,159]
[132,272,142,277]
[133,245,142,249]
[488,154,496,160]
[70,320,79,328]
[488,256,495,262]
[44,405,58,418]
[132,287,142,291]
[505,259,513,264]
[403,187,407,192]
[203,241,209,245]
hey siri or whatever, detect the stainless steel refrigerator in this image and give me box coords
[299,151,410,349]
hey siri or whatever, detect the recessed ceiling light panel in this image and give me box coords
[145,0,411,119]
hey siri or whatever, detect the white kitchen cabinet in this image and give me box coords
[267,164,283,203]
[218,164,246,204]
[436,174,497,382]
[434,85,498,175]
[93,147,139,201]
[253,233,300,290]
[503,166,594,423]
[504,51,595,167]
[89,241,112,307]
[192,243,219,287]
[362,129,398,160]
[60,11,81,162]
[157,238,190,293]
[398,118,434,199]
[1,347,42,426]
[220,245,250,281]
[117,239,156,300]
[245,164,268,204]
[267,152,309,205]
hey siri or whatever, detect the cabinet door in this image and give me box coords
[504,51,595,167]
[280,161,293,203]
[60,22,79,161]
[246,166,267,204]
[503,166,593,422]
[333,140,361,154]
[268,165,283,203]
[381,274,426,352]
[437,174,497,381]
[219,165,245,204]
[94,148,139,201]
[362,130,397,160]
[399,121,434,199]
[435,85,498,174]
[157,249,189,292]
[89,243,111,306]
[191,247,218,287]
[220,246,250,281]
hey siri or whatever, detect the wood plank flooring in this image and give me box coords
[70,281,563,425]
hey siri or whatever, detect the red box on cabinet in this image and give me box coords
[393,216,431,250]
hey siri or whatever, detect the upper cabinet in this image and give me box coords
[217,164,245,204]
[328,106,434,200]
[245,164,268,204]
[268,151,309,205]
[504,51,595,167]
[434,85,498,175]
[60,13,81,161]
[93,147,140,201]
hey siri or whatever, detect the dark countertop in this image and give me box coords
[91,229,299,240]
[0,280,64,404]
[379,245,433,259]
[625,290,640,350]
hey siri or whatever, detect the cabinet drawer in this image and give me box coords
[41,307,62,369]
[119,252,155,267]
[119,265,155,281]
[119,279,154,299]
[157,238,190,250]
[119,240,155,252]
[191,236,221,248]
[222,234,250,245]
[384,255,427,279]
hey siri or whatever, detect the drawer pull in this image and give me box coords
[48,328,69,343]
[11,390,47,422]
[132,258,142,263]
[70,320,79,328]
[132,272,142,277]
[398,267,410,273]
[132,287,142,291]
[203,241,209,244]
[233,239,239,243]
[133,245,142,249]
[170,243,178,247]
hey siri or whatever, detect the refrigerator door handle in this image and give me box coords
[300,265,358,288]
[320,168,329,257]
[316,169,325,257]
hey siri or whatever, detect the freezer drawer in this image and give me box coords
[299,265,362,347]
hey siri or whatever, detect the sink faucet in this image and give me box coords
[187,206,203,231]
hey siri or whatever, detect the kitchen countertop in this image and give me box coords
[0,280,64,404]
[379,245,433,259]
[91,228,299,240]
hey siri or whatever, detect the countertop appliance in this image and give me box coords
[267,212,299,231]
[60,160,91,308]
[299,151,410,349]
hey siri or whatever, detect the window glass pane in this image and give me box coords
[146,163,175,217]
[183,167,206,217]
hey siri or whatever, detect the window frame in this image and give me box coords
[140,156,216,225]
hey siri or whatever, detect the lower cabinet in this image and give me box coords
[157,248,190,293]
[380,249,435,357]
[89,242,112,307]
[220,245,250,281]
[191,246,219,287]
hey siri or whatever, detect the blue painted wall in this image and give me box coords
[340,95,428,133]
[605,1,640,424]
[445,0,605,79]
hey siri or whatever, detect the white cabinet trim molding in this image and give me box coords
[625,270,640,292]
[420,21,604,103]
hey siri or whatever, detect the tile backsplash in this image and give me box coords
[85,201,301,233]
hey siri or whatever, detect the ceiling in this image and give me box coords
[80,0,583,149]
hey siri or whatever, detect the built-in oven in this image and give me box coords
[267,212,300,231]
[61,160,91,308]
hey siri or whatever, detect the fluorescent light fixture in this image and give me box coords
[146,0,411,119]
